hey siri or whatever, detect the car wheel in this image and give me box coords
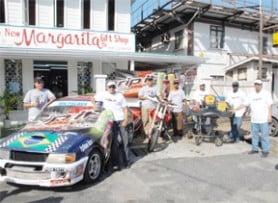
[83,150,103,184]
[270,118,278,137]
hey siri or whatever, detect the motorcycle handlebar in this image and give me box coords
[146,96,178,108]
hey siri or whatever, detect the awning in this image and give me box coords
[225,56,278,72]
[0,48,204,66]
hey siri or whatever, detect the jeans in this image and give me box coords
[229,116,243,141]
[111,121,129,168]
[251,122,270,153]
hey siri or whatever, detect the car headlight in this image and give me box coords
[0,148,10,160]
[46,153,76,164]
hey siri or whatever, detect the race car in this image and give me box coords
[0,96,133,187]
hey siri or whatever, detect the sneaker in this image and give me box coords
[261,152,269,158]
[248,150,259,155]
[275,164,278,170]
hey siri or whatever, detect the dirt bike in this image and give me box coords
[129,96,177,152]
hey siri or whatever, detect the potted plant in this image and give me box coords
[0,89,18,128]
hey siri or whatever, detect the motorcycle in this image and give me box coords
[129,96,178,152]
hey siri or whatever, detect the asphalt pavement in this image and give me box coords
[1,136,278,203]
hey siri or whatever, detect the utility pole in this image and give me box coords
[258,0,263,79]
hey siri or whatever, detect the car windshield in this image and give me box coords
[25,100,99,131]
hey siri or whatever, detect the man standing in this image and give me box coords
[138,75,157,136]
[192,82,209,106]
[23,77,56,121]
[168,79,186,137]
[226,81,246,142]
[234,79,273,157]
[93,81,130,170]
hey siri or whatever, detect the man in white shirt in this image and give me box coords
[138,75,158,135]
[234,79,273,157]
[226,81,246,142]
[93,81,130,169]
[192,82,209,106]
[168,79,186,137]
[23,77,56,121]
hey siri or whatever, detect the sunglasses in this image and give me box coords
[108,85,116,89]
[174,83,179,85]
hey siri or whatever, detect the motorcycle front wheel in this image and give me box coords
[148,128,160,152]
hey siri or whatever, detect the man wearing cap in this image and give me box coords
[192,82,209,106]
[138,75,158,136]
[225,81,246,143]
[168,79,186,137]
[23,77,56,121]
[92,81,130,170]
[234,79,273,157]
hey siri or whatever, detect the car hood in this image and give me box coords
[0,130,90,153]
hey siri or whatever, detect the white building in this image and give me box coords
[0,0,203,114]
[132,0,278,99]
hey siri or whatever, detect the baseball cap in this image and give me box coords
[34,77,44,83]
[173,79,179,84]
[146,75,154,80]
[107,81,116,87]
[232,81,239,86]
[254,79,263,85]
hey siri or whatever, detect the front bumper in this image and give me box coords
[0,157,88,187]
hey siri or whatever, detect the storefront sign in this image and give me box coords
[0,25,135,52]
[273,32,278,47]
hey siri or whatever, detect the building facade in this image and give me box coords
[132,0,278,99]
[0,0,134,107]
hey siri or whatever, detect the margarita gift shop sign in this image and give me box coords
[0,25,135,52]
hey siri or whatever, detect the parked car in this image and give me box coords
[270,103,278,137]
[0,96,133,187]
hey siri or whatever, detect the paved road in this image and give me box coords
[1,137,278,203]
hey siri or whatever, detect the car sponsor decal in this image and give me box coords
[49,101,93,107]
[79,139,93,152]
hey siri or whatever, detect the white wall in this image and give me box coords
[21,59,33,95]
[64,0,81,29]
[150,25,188,54]
[6,0,24,25]
[194,22,278,78]
[115,0,131,33]
[0,59,4,94]
[67,60,78,95]
[37,0,54,27]
[91,0,107,31]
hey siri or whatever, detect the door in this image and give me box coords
[34,61,68,98]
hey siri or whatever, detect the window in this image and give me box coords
[210,25,224,49]
[83,0,90,29]
[108,0,115,31]
[55,0,64,27]
[0,0,5,23]
[24,0,36,25]
[237,67,247,80]
[210,75,224,81]
[174,30,184,50]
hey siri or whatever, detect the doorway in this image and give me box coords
[33,61,68,98]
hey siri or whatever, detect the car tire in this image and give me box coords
[270,118,278,137]
[83,149,103,184]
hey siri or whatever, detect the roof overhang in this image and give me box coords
[225,56,278,72]
[0,48,204,66]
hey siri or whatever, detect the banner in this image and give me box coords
[0,25,135,52]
